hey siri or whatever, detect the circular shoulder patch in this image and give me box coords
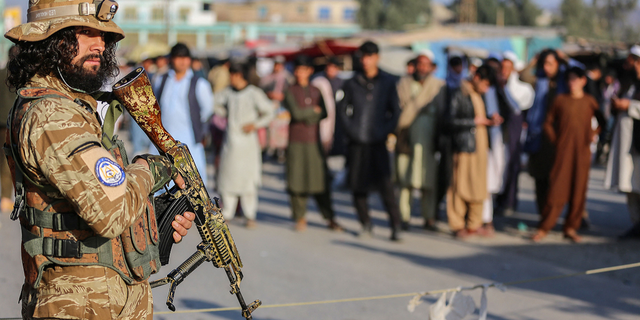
[95,157,126,187]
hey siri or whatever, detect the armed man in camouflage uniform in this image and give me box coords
[4,0,196,319]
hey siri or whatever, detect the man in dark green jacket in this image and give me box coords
[284,55,342,232]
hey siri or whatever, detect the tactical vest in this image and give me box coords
[5,87,160,288]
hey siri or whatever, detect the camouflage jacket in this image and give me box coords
[16,74,154,236]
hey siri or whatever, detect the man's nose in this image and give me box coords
[90,35,106,54]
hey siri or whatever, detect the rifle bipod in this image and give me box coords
[149,243,262,319]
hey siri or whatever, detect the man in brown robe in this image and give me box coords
[534,67,604,242]
[284,55,342,232]
[446,66,498,239]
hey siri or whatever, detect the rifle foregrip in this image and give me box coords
[169,249,207,287]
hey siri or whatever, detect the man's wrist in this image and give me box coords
[134,157,150,170]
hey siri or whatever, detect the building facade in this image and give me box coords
[214,0,358,25]
[114,0,360,55]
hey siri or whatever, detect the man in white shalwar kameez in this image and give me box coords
[607,45,640,239]
[481,56,506,229]
[215,62,274,228]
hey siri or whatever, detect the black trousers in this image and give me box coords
[497,114,523,211]
[352,177,401,230]
[534,178,550,215]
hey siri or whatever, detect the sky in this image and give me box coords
[5,0,565,12]
[6,0,23,9]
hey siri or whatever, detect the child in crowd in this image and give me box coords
[533,67,605,242]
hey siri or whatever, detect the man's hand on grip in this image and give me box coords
[172,211,195,242]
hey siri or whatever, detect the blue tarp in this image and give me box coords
[412,36,563,79]
[527,36,564,62]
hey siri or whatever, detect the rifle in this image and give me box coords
[112,67,261,319]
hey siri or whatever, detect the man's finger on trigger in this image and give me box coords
[173,174,186,189]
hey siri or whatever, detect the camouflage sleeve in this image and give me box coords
[20,98,155,239]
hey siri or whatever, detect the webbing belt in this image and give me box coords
[21,207,91,231]
[21,225,109,259]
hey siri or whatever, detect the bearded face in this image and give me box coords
[57,27,116,93]
[7,27,119,92]
[413,55,433,82]
[60,52,112,93]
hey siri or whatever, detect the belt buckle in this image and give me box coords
[57,239,82,259]
[53,213,78,231]
[78,2,91,15]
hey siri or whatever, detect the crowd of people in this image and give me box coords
[106,41,640,243]
[1,2,636,314]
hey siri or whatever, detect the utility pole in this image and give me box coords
[459,0,477,24]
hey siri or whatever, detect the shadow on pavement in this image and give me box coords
[332,240,640,319]
[257,184,394,233]
[169,298,280,320]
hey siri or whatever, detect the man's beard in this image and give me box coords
[413,71,429,82]
[59,54,110,93]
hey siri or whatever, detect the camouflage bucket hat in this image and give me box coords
[5,0,124,43]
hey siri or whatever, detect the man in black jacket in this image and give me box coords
[336,41,402,241]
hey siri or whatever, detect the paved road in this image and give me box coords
[1,161,639,320]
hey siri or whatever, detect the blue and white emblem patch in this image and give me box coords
[95,157,125,187]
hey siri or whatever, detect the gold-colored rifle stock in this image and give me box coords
[112,67,261,320]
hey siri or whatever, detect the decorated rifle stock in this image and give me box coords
[112,67,261,319]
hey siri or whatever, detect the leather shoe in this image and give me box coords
[618,223,640,240]
[390,229,402,242]
[327,220,344,232]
